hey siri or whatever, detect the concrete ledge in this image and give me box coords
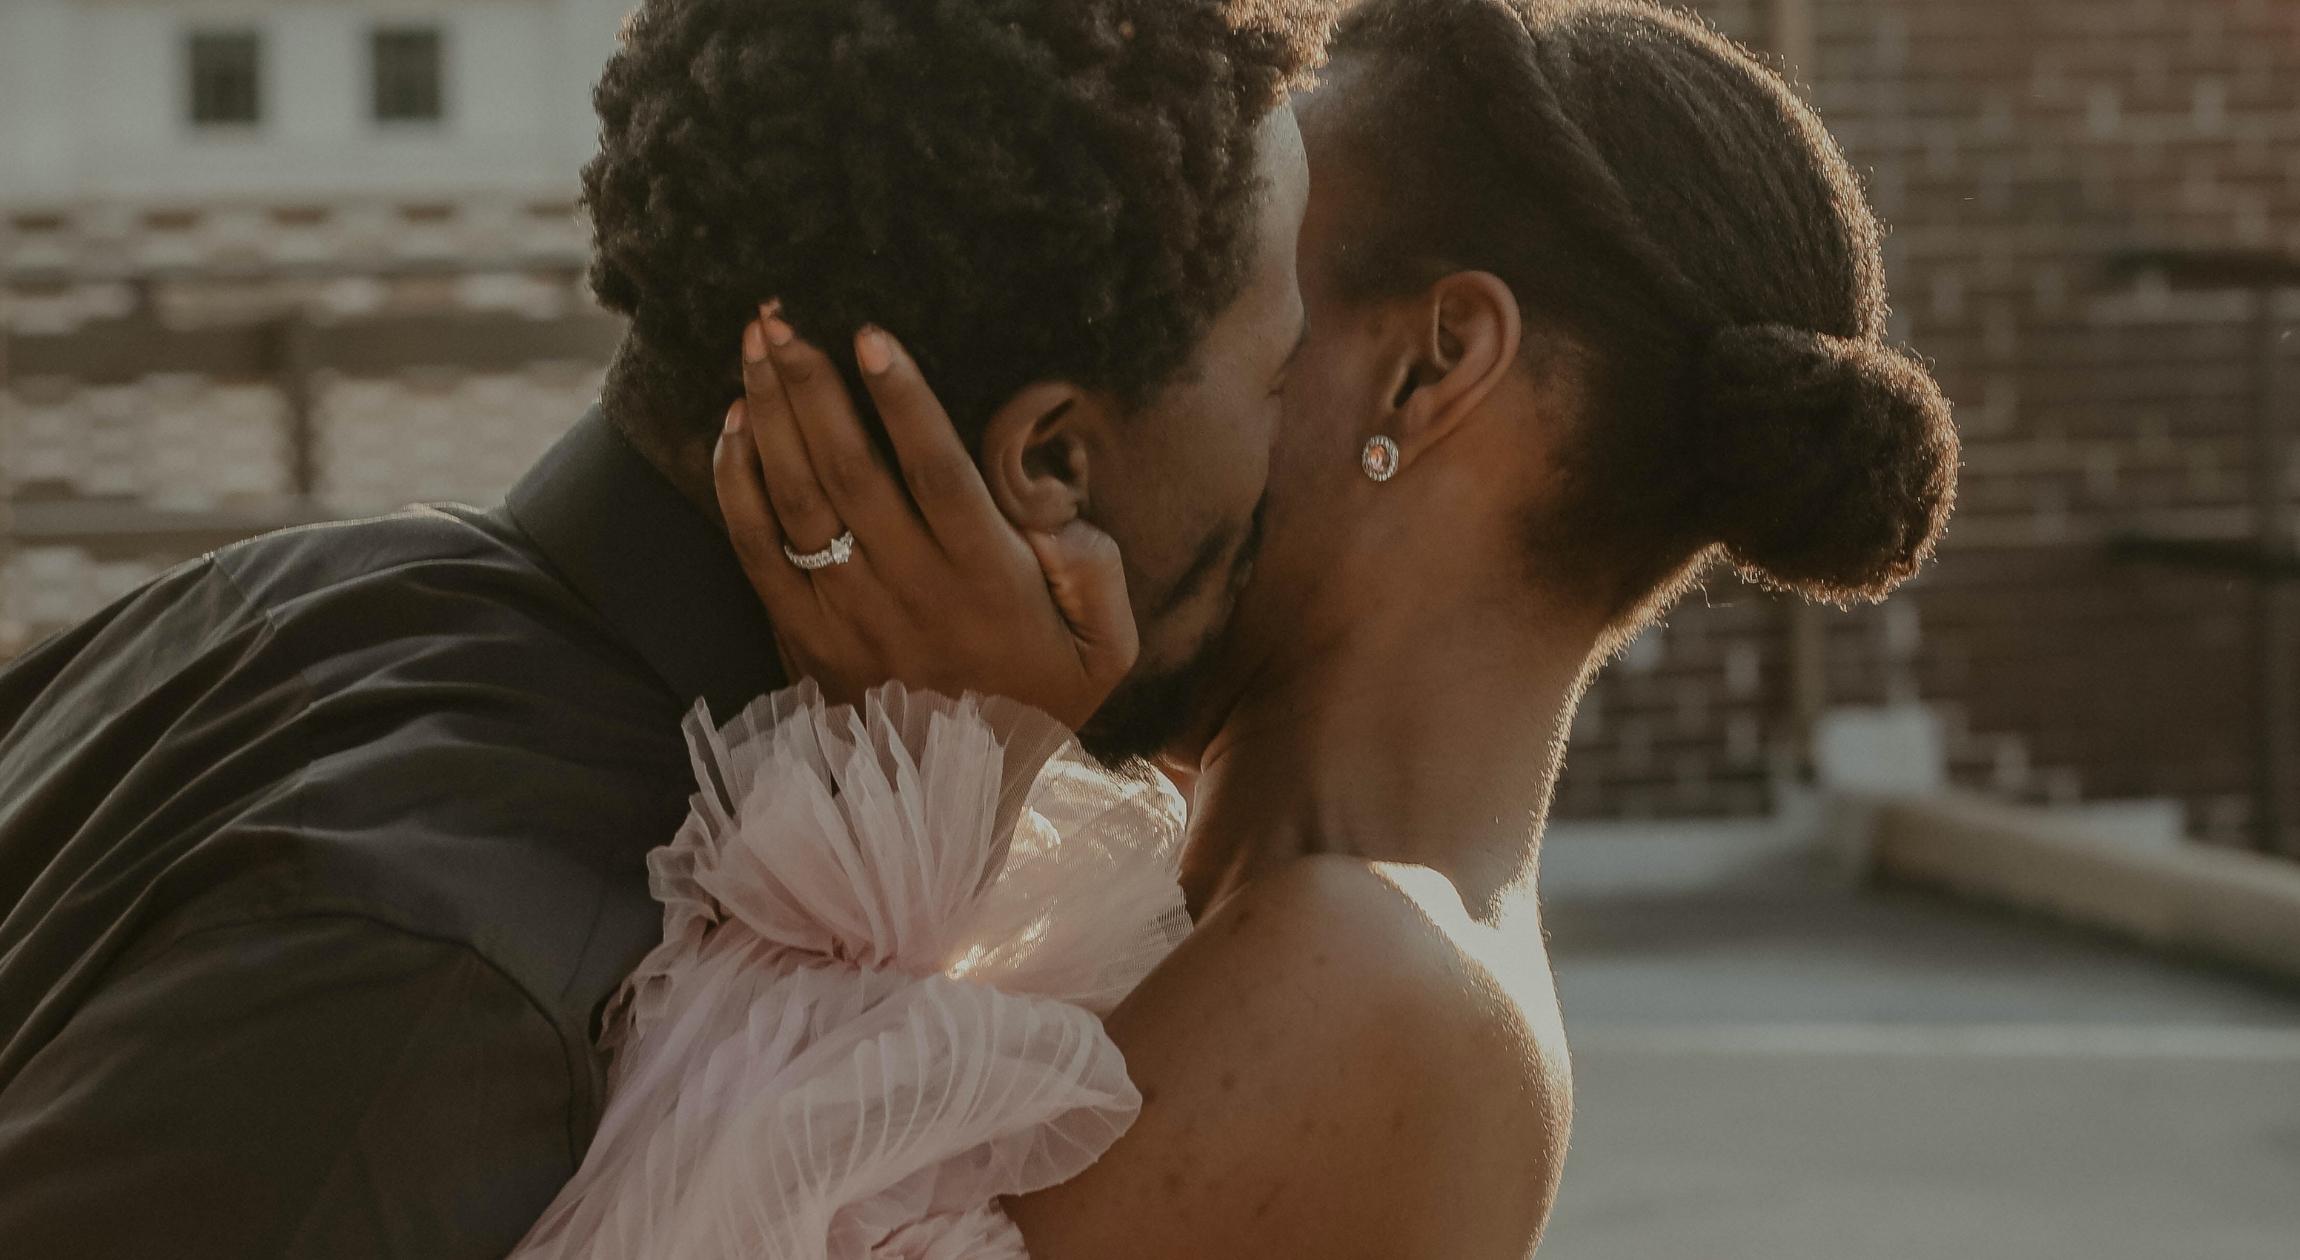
[1850,793,2300,985]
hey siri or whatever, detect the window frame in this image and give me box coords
[185,27,265,130]
[370,25,448,127]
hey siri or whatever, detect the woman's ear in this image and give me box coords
[979,381,1098,532]
[1389,270,1523,459]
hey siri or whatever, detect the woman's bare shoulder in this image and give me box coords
[1215,855,1574,1192]
[1008,854,1570,1260]
[1198,853,1569,1059]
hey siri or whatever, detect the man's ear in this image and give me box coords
[1386,270,1523,461]
[978,381,1099,532]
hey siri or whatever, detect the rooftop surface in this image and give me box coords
[1538,825,2300,1259]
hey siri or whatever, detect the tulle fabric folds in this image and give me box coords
[510,682,1189,1260]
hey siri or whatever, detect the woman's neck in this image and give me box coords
[1181,582,1598,922]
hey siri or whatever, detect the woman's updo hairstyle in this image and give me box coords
[1328,0,1957,618]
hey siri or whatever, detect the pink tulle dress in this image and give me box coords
[509,683,1191,1259]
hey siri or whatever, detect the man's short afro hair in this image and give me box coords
[584,0,1331,450]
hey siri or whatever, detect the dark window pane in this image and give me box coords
[188,30,261,126]
[372,28,444,123]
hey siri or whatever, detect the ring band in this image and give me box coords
[784,530,858,571]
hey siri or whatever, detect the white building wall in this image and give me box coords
[0,0,644,653]
[0,1,85,202]
[555,0,634,161]
[0,0,630,206]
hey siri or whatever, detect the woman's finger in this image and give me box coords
[714,402,818,622]
[853,327,1009,557]
[760,314,924,560]
[742,312,848,556]
[1028,520,1140,691]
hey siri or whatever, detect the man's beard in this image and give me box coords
[1074,659,1206,769]
[1074,497,1268,768]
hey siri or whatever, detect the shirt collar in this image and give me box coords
[502,405,782,723]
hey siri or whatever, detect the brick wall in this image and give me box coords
[1551,0,2300,849]
[0,365,601,640]
[0,196,604,651]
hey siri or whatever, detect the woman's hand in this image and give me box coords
[714,306,1138,730]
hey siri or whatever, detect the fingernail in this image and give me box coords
[855,327,892,375]
[724,400,745,434]
[741,322,766,364]
[764,315,795,347]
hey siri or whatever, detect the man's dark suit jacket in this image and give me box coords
[0,407,782,1256]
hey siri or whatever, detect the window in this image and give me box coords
[372,27,445,123]
[187,30,262,126]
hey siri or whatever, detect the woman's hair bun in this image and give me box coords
[1694,323,1958,604]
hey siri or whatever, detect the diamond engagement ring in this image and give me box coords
[783,530,858,571]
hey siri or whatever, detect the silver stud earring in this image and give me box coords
[1361,434,1400,483]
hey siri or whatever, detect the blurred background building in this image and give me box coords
[1549,0,2300,861]
[4,2,2297,1256]
[0,0,629,656]
[7,0,2293,857]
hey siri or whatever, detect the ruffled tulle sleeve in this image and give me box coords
[509,682,1190,1260]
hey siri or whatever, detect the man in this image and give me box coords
[0,0,1321,1253]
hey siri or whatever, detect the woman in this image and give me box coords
[522,2,1957,1256]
